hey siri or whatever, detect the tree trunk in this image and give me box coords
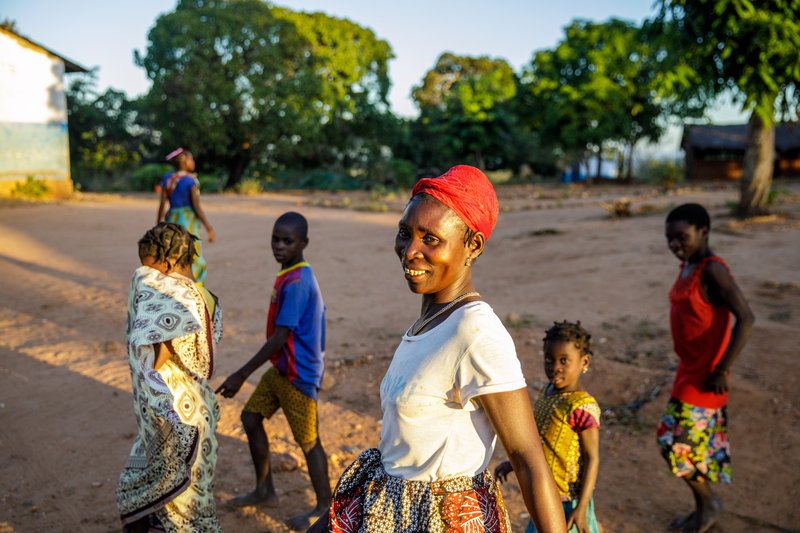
[224,152,251,190]
[625,141,636,181]
[738,112,775,217]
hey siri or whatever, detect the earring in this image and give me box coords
[582,367,589,374]
[465,257,472,266]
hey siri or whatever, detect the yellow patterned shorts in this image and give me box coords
[244,366,318,446]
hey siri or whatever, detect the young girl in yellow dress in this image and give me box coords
[496,321,601,533]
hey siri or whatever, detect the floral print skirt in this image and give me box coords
[329,448,510,532]
[656,398,731,484]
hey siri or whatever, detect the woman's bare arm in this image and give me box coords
[480,388,566,533]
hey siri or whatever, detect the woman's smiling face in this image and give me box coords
[395,195,473,298]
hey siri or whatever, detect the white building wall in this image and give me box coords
[0,30,72,189]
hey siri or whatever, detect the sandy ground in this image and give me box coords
[1,182,799,533]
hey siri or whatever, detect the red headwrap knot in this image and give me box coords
[411,165,499,240]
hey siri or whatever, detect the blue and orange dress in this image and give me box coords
[161,171,207,284]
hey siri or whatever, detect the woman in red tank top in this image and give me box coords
[656,203,753,533]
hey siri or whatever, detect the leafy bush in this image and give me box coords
[131,164,171,192]
[638,159,683,190]
[235,177,263,195]
[197,173,221,192]
[299,170,362,191]
[368,158,417,188]
[12,176,50,199]
[768,187,790,205]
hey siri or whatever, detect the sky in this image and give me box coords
[3,0,746,157]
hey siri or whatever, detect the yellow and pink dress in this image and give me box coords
[528,386,601,533]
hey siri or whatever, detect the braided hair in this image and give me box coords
[543,320,593,357]
[138,222,196,268]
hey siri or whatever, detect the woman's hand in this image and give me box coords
[494,460,513,483]
[207,227,217,243]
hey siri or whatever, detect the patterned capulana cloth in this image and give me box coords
[656,398,731,484]
[329,448,511,532]
[116,266,222,532]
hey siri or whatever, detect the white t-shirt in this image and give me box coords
[378,301,526,481]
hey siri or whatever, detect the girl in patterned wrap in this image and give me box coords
[309,166,565,533]
[116,222,223,533]
[496,321,601,533]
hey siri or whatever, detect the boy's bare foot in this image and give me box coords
[227,490,279,508]
[286,506,327,531]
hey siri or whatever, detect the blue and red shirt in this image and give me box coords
[267,261,326,399]
[161,172,198,209]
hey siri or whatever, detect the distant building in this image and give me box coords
[0,27,88,196]
[681,123,800,181]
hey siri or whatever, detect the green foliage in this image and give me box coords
[412,53,520,170]
[130,163,171,192]
[649,0,800,216]
[235,177,263,195]
[767,187,790,205]
[519,18,696,178]
[197,173,222,193]
[137,0,395,189]
[650,0,800,125]
[638,159,683,190]
[11,176,50,199]
[367,158,417,188]
[298,170,362,190]
[66,73,143,190]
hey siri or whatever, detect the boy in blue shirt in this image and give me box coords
[217,211,330,530]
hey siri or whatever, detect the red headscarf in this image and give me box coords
[411,165,499,240]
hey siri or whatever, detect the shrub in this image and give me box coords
[197,173,221,192]
[12,176,50,199]
[299,170,361,191]
[638,159,683,190]
[130,164,171,192]
[235,177,263,195]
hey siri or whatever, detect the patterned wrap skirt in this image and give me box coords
[166,206,207,284]
[656,398,732,484]
[329,448,511,533]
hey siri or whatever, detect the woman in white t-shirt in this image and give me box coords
[311,166,565,533]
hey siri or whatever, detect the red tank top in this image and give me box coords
[669,256,732,408]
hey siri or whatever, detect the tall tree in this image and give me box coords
[519,18,695,179]
[66,73,143,189]
[649,0,800,216]
[137,0,394,189]
[272,7,395,172]
[412,53,518,170]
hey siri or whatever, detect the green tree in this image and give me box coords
[649,0,800,216]
[272,7,396,175]
[66,72,143,189]
[412,53,518,170]
[137,0,395,189]
[519,18,695,180]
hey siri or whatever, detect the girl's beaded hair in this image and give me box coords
[138,222,196,268]
[544,320,593,357]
